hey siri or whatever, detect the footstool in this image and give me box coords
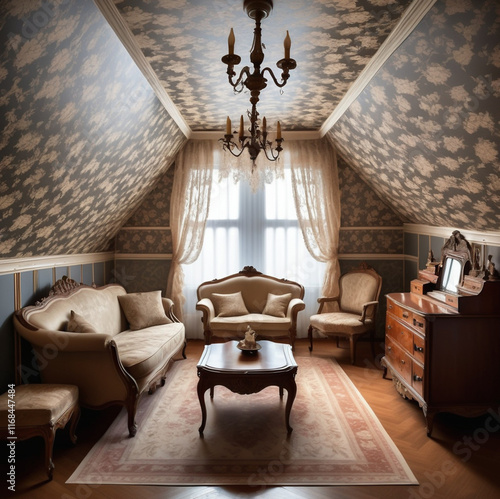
[0,384,80,481]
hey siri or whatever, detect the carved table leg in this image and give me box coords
[197,378,209,436]
[284,377,297,434]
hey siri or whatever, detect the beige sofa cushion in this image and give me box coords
[118,291,172,331]
[211,292,249,317]
[114,323,185,379]
[262,293,292,318]
[67,310,99,334]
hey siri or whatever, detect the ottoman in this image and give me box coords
[0,384,80,481]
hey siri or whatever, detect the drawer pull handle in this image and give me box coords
[413,318,424,328]
[402,312,409,318]
[387,346,392,351]
[414,345,424,353]
[387,325,392,330]
[413,375,423,382]
[401,360,405,365]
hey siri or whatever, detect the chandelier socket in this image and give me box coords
[243,0,273,20]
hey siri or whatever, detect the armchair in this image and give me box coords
[308,263,382,364]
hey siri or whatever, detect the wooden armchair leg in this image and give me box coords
[308,325,313,352]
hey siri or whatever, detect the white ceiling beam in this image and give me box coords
[319,0,437,137]
[93,0,192,139]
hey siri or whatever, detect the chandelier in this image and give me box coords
[220,0,296,166]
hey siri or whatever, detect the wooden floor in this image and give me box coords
[8,339,500,498]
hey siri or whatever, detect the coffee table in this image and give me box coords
[196,340,298,435]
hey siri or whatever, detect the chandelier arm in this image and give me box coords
[219,137,248,158]
[261,67,288,88]
[229,66,252,93]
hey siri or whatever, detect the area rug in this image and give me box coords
[67,356,417,486]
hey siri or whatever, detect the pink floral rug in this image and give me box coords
[67,356,417,486]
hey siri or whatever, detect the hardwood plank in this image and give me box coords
[8,339,500,498]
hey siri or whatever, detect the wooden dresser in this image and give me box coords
[382,278,500,436]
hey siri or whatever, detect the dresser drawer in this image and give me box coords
[412,361,424,397]
[387,299,426,335]
[413,333,425,364]
[386,314,413,353]
[385,336,412,384]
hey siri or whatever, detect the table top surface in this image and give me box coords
[197,340,297,374]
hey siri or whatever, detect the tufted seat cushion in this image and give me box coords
[113,323,185,379]
[309,312,373,335]
[0,384,78,427]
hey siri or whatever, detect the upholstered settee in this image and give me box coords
[196,267,305,348]
[13,277,186,437]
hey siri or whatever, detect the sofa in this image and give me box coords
[196,266,305,347]
[13,277,186,437]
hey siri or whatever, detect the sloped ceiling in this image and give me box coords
[327,0,500,232]
[112,0,412,131]
[0,0,186,258]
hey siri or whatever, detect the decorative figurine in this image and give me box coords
[238,326,259,351]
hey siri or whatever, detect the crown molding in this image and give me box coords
[0,252,115,275]
[93,0,192,138]
[403,224,500,246]
[189,130,322,141]
[319,0,437,136]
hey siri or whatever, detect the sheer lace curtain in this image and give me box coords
[180,138,340,339]
[287,139,341,306]
[166,140,215,320]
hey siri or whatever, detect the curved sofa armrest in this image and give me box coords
[286,298,305,319]
[161,297,180,323]
[359,300,379,323]
[196,298,215,322]
[14,318,113,353]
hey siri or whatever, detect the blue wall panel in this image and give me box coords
[55,266,69,281]
[94,262,105,286]
[20,271,35,307]
[82,264,93,285]
[0,274,15,388]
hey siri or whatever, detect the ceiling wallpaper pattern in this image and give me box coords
[0,0,186,258]
[113,0,412,131]
[327,0,500,232]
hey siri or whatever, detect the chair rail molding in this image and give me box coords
[0,252,115,275]
[403,224,500,247]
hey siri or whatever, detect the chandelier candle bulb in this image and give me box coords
[262,117,267,135]
[228,28,235,55]
[239,115,244,138]
[226,116,231,135]
[284,30,291,59]
[277,121,282,140]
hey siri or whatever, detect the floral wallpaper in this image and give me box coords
[113,0,411,131]
[0,0,186,258]
[328,0,500,233]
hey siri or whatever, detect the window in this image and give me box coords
[183,167,326,338]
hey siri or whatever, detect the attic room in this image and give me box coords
[1,0,499,496]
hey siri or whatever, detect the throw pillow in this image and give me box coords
[211,291,249,317]
[67,310,98,334]
[118,290,172,331]
[262,293,292,318]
